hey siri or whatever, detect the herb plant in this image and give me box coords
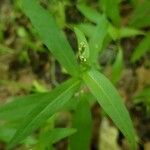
[0,0,137,149]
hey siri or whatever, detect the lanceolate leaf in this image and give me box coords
[8,78,80,149]
[100,0,121,26]
[74,27,90,61]
[111,47,123,84]
[77,4,102,23]
[37,128,76,149]
[82,70,136,150]
[0,93,50,121]
[131,33,150,62]
[129,1,150,28]
[21,0,79,76]
[89,15,108,65]
[75,23,95,38]
[70,95,92,150]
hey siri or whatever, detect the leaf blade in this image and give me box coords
[21,0,79,76]
[89,15,108,64]
[82,70,137,150]
[70,95,92,150]
[8,78,80,149]
[131,33,150,62]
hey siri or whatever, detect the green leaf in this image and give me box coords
[37,128,76,149]
[77,4,102,23]
[0,93,49,121]
[131,33,150,62]
[8,78,80,149]
[82,70,137,150]
[100,0,121,26]
[128,0,138,7]
[89,15,108,64]
[108,25,145,40]
[111,47,123,84]
[70,95,92,150]
[129,1,150,28]
[75,23,96,38]
[21,0,79,76]
[74,27,89,62]
[136,88,150,98]
[119,27,145,38]
[0,126,16,143]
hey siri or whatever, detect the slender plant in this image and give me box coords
[0,0,137,149]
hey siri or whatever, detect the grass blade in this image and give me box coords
[74,27,90,62]
[21,0,79,76]
[37,128,76,149]
[100,0,121,26]
[77,4,102,23]
[89,15,108,65]
[8,78,80,149]
[111,47,123,84]
[82,70,137,150]
[131,33,150,62]
[70,95,92,150]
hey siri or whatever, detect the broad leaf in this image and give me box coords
[82,70,137,150]
[131,33,150,62]
[8,78,80,149]
[21,0,79,76]
[70,95,92,150]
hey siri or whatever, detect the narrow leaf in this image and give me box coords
[0,93,49,121]
[8,78,80,149]
[131,33,150,62]
[21,0,79,76]
[111,47,123,84]
[100,0,121,26]
[37,128,76,149]
[89,15,108,64]
[70,95,92,150]
[75,23,95,38]
[108,25,145,40]
[77,4,102,23]
[74,27,89,61]
[129,1,150,28]
[82,70,137,150]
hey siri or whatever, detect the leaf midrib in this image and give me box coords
[87,72,129,137]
